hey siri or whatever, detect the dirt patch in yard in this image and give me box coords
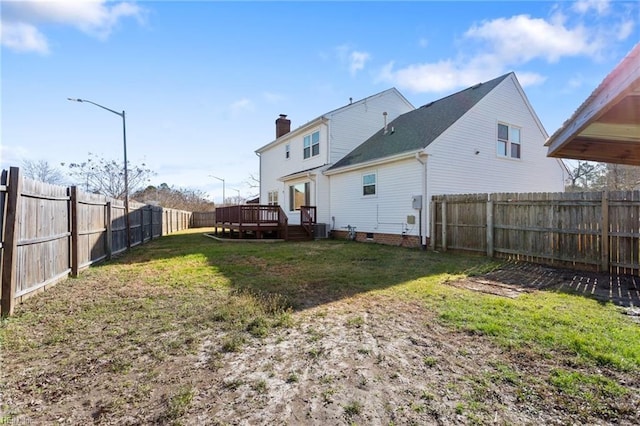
[1,254,638,425]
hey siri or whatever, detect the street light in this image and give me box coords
[209,175,225,206]
[68,97,131,249]
[232,188,241,205]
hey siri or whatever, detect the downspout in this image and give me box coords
[415,152,428,250]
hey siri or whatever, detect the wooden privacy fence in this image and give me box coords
[431,191,640,275]
[191,211,216,228]
[0,167,192,316]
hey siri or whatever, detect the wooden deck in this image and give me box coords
[213,205,316,241]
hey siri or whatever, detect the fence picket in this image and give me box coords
[430,191,640,274]
[0,168,194,316]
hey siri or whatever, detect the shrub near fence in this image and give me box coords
[0,167,192,316]
[431,191,640,275]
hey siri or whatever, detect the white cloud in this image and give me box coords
[1,0,145,53]
[335,44,371,76]
[573,0,610,15]
[230,98,254,115]
[514,72,547,87]
[0,22,49,54]
[616,20,635,40]
[349,51,371,76]
[376,9,620,94]
[464,14,600,63]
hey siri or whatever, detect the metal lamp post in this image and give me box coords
[68,98,131,249]
[209,175,225,206]
[232,188,241,205]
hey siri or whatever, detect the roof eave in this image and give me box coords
[255,117,328,154]
[546,43,640,160]
[324,150,423,176]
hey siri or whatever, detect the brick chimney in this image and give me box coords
[275,114,291,138]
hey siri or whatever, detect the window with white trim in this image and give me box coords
[285,144,290,159]
[268,190,278,205]
[303,131,320,159]
[497,123,521,159]
[362,172,376,196]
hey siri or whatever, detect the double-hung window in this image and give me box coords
[497,123,521,159]
[268,190,278,205]
[362,172,376,196]
[285,144,290,159]
[303,131,320,159]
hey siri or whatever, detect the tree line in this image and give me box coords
[21,155,217,212]
[565,161,640,192]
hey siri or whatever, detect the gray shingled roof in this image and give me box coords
[328,73,512,170]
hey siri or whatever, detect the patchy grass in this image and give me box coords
[0,228,638,424]
[413,284,640,371]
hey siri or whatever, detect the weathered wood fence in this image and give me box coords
[0,167,192,316]
[431,191,640,275]
[191,211,216,228]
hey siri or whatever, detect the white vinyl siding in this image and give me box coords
[328,74,566,240]
[327,91,414,164]
[425,75,565,202]
[330,159,422,236]
[258,88,413,225]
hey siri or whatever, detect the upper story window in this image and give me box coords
[303,131,320,159]
[497,123,521,159]
[285,144,290,159]
[362,172,376,196]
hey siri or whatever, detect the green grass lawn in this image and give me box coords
[1,228,638,423]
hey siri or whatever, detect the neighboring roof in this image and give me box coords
[546,43,640,165]
[278,164,328,181]
[255,87,414,153]
[328,73,512,171]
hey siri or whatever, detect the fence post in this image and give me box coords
[1,167,21,316]
[139,207,145,244]
[105,201,112,260]
[441,199,447,252]
[601,190,609,272]
[148,206,153,241]
[486,196,494,257]
[430,198,436,251]
[70,186,79,277]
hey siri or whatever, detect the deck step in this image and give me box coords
[287,225,313,241]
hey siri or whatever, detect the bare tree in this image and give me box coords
[601,164,640,190]
[65,153,154,199]
[244,172,260,199]
[565,161,605,192]
[134,183,216,212]
[565,161,640,191]
[22,159,67,185]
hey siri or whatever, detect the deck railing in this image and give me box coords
[215,204,289,238]
[216,205,281,225]
[300,205,317,237]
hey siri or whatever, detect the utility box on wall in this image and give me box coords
[412,195,423,210]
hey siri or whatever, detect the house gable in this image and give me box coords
[328,73,511,171]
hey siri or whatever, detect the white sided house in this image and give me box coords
[255,88,414,231]
[325,73,568,247]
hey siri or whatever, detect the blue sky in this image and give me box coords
[1,0,638,203]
